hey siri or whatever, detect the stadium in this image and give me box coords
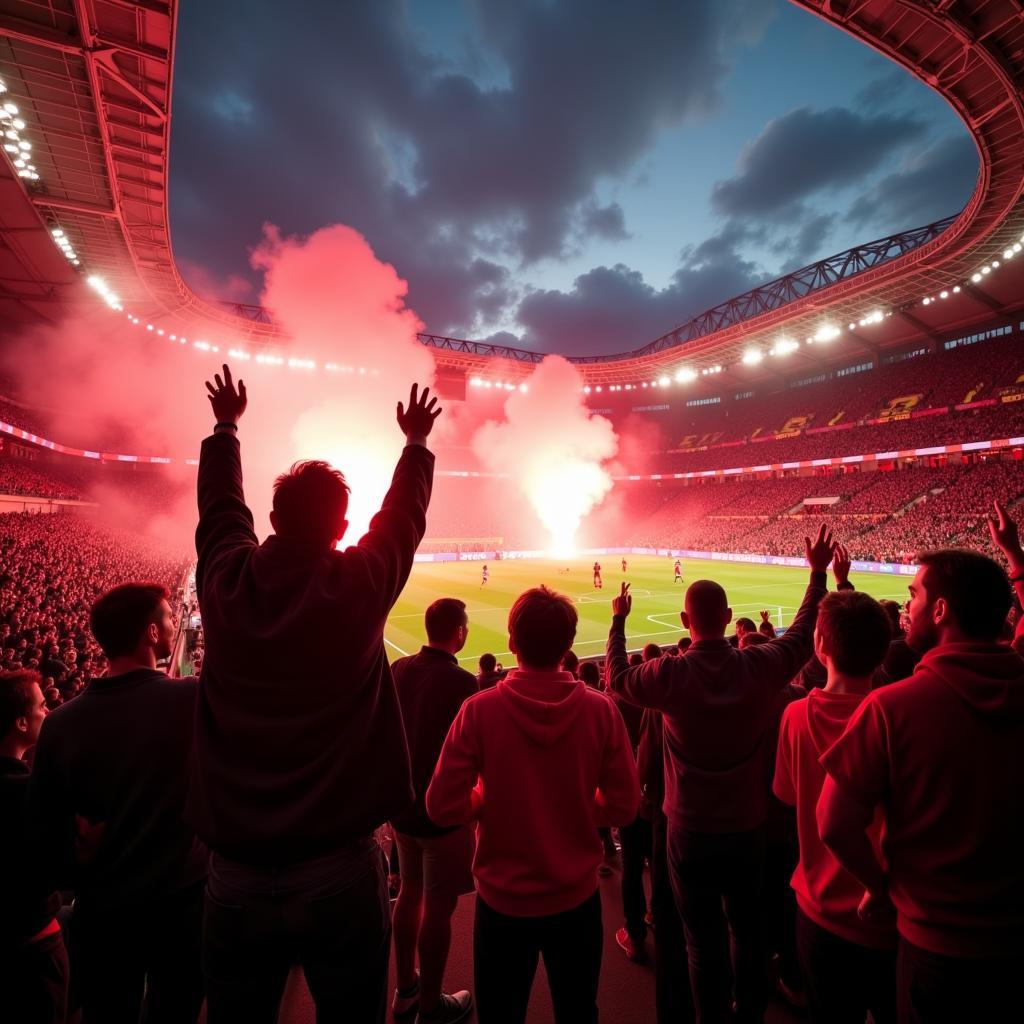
[1,2,1023,1023]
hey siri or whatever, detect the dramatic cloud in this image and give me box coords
[515,223,763,354]
[170,0,776,338]
[846,134,978,231]
[711,106,927,219]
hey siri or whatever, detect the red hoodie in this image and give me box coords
[774,689,896,949]
[821,642,1024,958]
[426,668,640,917]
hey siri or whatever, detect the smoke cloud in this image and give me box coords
[1,222,436,546]
[471,356,618,554]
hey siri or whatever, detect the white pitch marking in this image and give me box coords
[383,637,411,657]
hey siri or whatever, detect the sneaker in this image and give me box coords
[615,926,647,963]
[417,990,473,1023]
[392,973,419,1019]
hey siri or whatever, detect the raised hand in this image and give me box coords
[805,523,836,573]
[612,581,632,619]
[988,501,1024,573]
[760,609,771,624]
[205,364,247,425]
[832,543,852,587]
[397,383,442,443]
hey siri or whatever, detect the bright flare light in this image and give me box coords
[742,349,763,365]
[674,367,697,383]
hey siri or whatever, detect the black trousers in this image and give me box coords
[70,881,205,1024]
[651,814,695,1024]
[202,839,390,1024]
[667,824,767,1024]
[897,937,1023,1024]
[620,815,653,941]
[1,930,69,1024]
[474,889,603,1024]
[795,908,896,1024]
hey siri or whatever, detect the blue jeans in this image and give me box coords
[203,838,390,1024]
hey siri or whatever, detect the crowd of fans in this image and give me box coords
[0,512,190,708]
[2,365,1023,1024]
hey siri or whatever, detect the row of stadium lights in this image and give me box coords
[0,77,39,182]
[62,230,1024,392]
[8,68,1022,390]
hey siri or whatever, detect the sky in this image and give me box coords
[168,0,978,357]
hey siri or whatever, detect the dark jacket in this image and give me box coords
[28,669,206,910]
[0,755,60,947]
[606,571,827,833]
[190,432,434,863]
[391,645,478,837]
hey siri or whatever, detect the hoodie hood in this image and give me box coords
[917,642,1024,718]
[806,688,869,757]
[497,669,588,746]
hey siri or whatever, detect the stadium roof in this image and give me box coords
[2,0,1024,388]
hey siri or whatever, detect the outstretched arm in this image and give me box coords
[353,384,442,614]
[988,501,1024,653]
[195,364,257,601]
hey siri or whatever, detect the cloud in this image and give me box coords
[846,134,978,231]
[711,106,927,219]
[169,0,776,337]
[514,222,763,355]
[578,200,630,242]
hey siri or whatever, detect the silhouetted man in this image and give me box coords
[391,598,477,1024]
[29,584,205,1024]
[192,366,440,1024]
[606,525,836,1024]
[818,547,1024,1024]
[0,669,66,1024]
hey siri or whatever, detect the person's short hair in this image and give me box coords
[642,642,662,661]
[739,631,770,648]
[817,590,892,676]
[916,549,1013,641]
[0,669,40,736]
[686,581,731,635]
[879,599,903,632]
[90,584,169,658]
[579,661,601,688]
[508,586,578,668]
[272,460,350,545]
[734,616,756,634]
[628,652,643,666]
[479,652,496,673]
[677,636,692,652]
[424,598,467,644]
[758,620,776,638]
[561,650,580,676]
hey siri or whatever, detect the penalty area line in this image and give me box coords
[384,637,410,657]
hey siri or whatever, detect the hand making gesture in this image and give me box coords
[612,581,632,619]
[805,523,837,573]
[205,363,248,426]
[831,543,852,587]
[988,500,1024,576]
[397,383,442,445]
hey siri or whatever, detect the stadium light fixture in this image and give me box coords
[939,291,948,299]
[658,375,670,387]
[971,273,982,283]
[770,338,799,357]
[595,385,603,392]
[519,383,528,393]
[674,368,696,384]
[742,349,763,365]
[813,324,840,343]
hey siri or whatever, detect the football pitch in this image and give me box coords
[385,554,911,667]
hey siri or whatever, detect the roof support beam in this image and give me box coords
[963,282,1006,312]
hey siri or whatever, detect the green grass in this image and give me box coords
[385,555,910,667]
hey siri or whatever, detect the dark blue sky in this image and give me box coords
[169,0,976,355]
